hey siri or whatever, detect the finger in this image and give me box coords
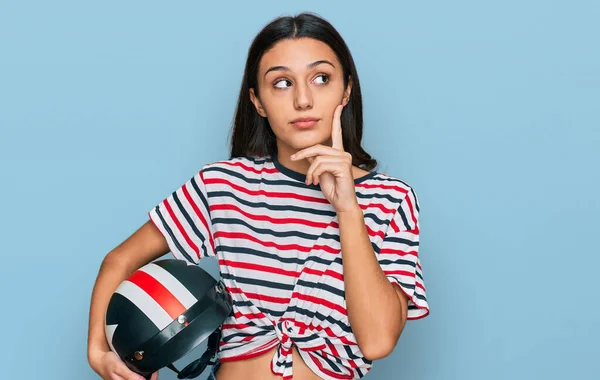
[305,157,347,185]
[310,161,346,185]
[331,104,344,151]
[291,144,344,162]
[114,364,145,380]
[306,156,336,185]
[125,372,145,380]
[151,371,159,380]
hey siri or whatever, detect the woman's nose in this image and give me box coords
[294,82,313,110]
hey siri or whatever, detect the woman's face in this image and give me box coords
[250,37,352,153]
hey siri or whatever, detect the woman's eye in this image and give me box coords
[273,74,329,89]
[274,79,292,89]
[314,74,330,84]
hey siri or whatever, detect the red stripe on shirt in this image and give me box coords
[164,199,200,260]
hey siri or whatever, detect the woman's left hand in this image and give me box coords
[290,104,359,213]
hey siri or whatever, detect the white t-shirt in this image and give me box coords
[149,154,429,379]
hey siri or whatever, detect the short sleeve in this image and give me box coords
[378,187,430,319]
[148,168,216,264]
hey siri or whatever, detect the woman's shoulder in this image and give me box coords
[196,155,272,185]
[200,154,271,172]
[363,169,418,199]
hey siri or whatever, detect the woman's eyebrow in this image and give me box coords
[264,59,335,78]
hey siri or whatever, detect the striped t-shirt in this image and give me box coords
[148,154,429,380]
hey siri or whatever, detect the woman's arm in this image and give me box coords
[87,220,170,376]
[337,207,409,361]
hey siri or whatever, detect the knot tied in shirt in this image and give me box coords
[271,319,327,379]
[274,319,295,354]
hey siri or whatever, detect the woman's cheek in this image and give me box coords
[268,114,288,135]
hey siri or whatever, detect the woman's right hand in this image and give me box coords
[90,349,158,380]
[87,221,168,379]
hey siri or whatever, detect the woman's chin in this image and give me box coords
[290,134,329,149]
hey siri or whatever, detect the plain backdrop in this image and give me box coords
[1,1,598,379]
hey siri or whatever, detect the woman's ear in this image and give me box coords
[249,88,267,117]
[342,76,353,106]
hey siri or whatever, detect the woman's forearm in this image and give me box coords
[87,254,135,368]
[337,206,407,360]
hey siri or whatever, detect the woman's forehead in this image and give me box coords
[259,38,340,74]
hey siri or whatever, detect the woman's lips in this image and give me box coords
[291,118,319,129]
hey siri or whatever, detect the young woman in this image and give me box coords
[87,12,429,380]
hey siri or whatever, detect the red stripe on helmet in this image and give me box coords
[128,270,186,320]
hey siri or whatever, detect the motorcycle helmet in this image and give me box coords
[105,259,232,379]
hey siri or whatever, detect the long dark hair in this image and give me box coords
[228,12,378,171]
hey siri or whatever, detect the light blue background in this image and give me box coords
[1,1,598,379]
